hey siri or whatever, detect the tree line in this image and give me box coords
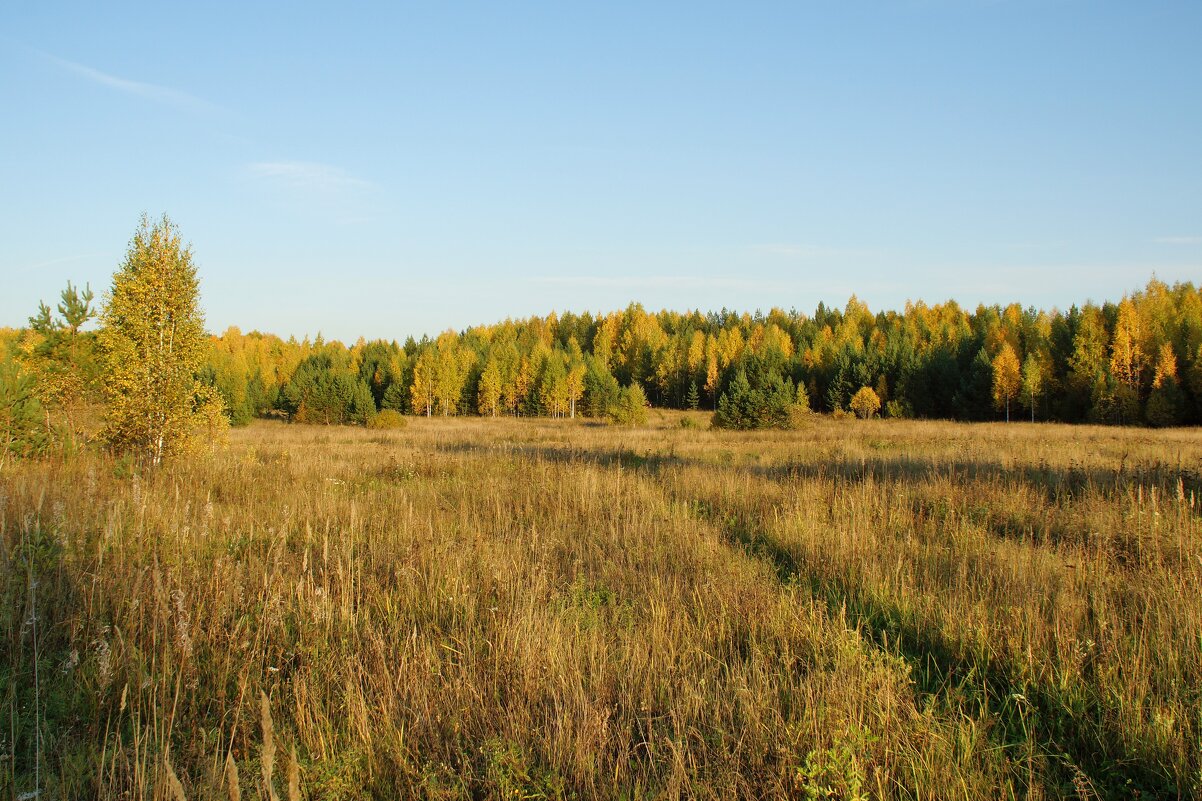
[4,215,1202,462]
[193,276,1202,429]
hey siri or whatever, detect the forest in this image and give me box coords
[3,275,1200,457]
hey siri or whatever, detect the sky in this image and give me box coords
[1,1,1200,343]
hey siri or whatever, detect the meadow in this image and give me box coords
[2,412,1200,799]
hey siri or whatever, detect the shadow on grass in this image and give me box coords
[687,500,1183,800]
[1,526,92,799]
[429,438,1194,796]
[775,454,1202,508]
[432,439,1202,511]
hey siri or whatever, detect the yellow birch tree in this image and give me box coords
[99,214,224,464]
[991,343,1021,422]
[477,358,503,417]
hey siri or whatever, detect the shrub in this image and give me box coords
[885,399,912,419]
[367,409,407,430]
[849,386,882,419]
[795,381,811,413]
[608,383,648,426]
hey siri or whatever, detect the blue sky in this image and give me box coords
[2,2,1199,342]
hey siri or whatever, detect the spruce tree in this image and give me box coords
[685,380,700,411]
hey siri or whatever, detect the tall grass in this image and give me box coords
[1,413,1198,799]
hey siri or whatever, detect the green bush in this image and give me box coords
[885,399,912,419]
[608,383,648,426]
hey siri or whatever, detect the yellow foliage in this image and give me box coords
[98,215,226,463]
[849,386,881,419]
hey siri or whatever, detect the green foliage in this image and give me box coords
[884,399,912,419]
[712,361,799,430]
[202,363,271,426]
[584,356,622,418]
[482,738,575,800]
[0,353,47,460]
[608,382,648,425]
[1146,378,1184,427]
[795,380,810,413]
[955,347,995,421]
[794,743,870,801]
[358,340,405,409]
[381,379,408,413]
[21,281,101,446]
[281,351,376,425]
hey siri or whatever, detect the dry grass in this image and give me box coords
[2,411,1200,799]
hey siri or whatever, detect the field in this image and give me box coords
[3,412,1201,799]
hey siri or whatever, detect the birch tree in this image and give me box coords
[991,343,1021,422]
[99,215,224,464]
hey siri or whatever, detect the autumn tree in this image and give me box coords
[1145,342,1184,427]
[849,386,881,419]
[432,332,473,415]
[477,358,503,417]
[704,346,720,410]
[991,343,1021,422]
[566,361,586,418]
[794,381,810,413]
[537,352,569,417]
[1067,306,1111,421]
[1109,299,1145,422]
[175,275,1202,428]
[411,346,437,417]
[99,215,225,464]
[1020,354,1043,422]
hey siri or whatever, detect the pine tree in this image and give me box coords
[24,282,100,442]
[713,368,757,429]
[0,353,46,464]
[99,215,224,464]
[685,380,700,411]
